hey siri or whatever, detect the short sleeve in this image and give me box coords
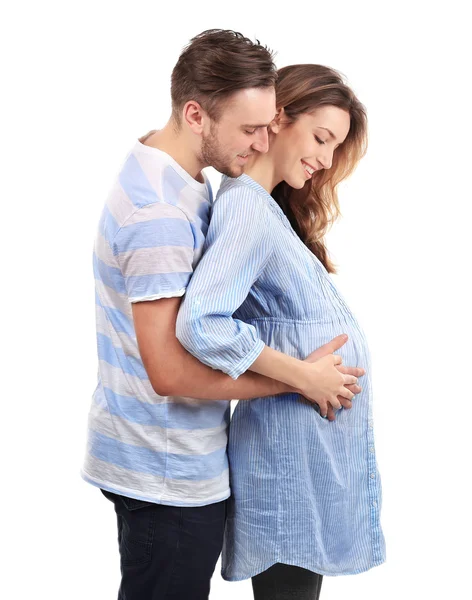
[113,203,195,303]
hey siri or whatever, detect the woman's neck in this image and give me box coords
[244,152,282,194]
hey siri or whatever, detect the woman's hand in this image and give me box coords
[249,335,364,419]
[302,334,365,420]
[298,355,357,416]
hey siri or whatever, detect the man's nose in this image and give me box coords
[252,128,269,154]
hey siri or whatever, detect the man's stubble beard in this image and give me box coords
[200,125,243,178]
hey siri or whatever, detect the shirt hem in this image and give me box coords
[81,470,230,507]
[221,556,386,581]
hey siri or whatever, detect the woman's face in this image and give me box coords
[273,105,351,189]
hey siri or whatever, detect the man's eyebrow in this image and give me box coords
[242,114,277,129]
[242,123,272,129]
[318,126,337,140]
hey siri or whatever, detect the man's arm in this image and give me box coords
[134,297,364,404]
[133,296,288,400]
[110,199,285,400]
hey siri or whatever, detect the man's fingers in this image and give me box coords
[343,374,358,385]
[338,395,353,410]
[333,354,343,366]
[304,335,348,362]
[330,396,342,410]
[336,365,366,377]
[327,404,336,421]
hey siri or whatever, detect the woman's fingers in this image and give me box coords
[337,365,365,377]
[344,374,358,386]
[346,384,361,394]
[339,386,355,401]
[304,335,349,363]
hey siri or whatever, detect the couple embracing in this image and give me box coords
[82,28,385,600]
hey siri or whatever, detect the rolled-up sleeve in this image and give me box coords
[176,185,272,379]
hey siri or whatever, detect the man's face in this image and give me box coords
[200,87,276,177]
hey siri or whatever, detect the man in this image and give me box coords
[82,29,363,600]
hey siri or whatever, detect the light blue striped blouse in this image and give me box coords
[176,174,386,580]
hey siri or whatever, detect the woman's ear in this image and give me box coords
[269,107,286,134]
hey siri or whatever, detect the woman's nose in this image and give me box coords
[314,145,335,170]
[317,151,333,170]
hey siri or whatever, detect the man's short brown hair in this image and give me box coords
[171,29,277,124]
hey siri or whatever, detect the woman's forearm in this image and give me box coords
[249,345,347,409]
[250,346,308,389]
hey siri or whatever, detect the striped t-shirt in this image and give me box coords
[81,135,231,506]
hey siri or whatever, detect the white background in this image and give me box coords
[2,1,471,598]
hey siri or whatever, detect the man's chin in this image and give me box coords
[218,165,244,178]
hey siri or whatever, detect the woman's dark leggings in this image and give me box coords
[251,563,323,600]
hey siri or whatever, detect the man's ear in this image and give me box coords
[269,107,286,134]
[182,100,206,134]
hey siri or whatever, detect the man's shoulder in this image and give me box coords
[115,146,209,222]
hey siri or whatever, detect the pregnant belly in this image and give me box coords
[230,317,373,494]
[249,317,370,372]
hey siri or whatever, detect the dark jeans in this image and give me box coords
[252,563,323,600]
[101,490,226,600]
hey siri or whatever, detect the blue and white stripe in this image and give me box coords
[177,173,385,578]
[82,139,230,507]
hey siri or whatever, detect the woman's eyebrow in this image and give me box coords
[317,126,337,140]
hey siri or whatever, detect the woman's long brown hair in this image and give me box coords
[271,65,368,273]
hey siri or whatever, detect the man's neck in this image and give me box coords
[141,122,206,183]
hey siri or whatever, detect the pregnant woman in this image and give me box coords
[177,64,385,599]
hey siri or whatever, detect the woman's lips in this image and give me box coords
[302,160,316,177]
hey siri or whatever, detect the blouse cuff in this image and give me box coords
[225,338,266,380]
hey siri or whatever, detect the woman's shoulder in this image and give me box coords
[215,175,292,232]
[213,175,269,214]
[217,174,265,197]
